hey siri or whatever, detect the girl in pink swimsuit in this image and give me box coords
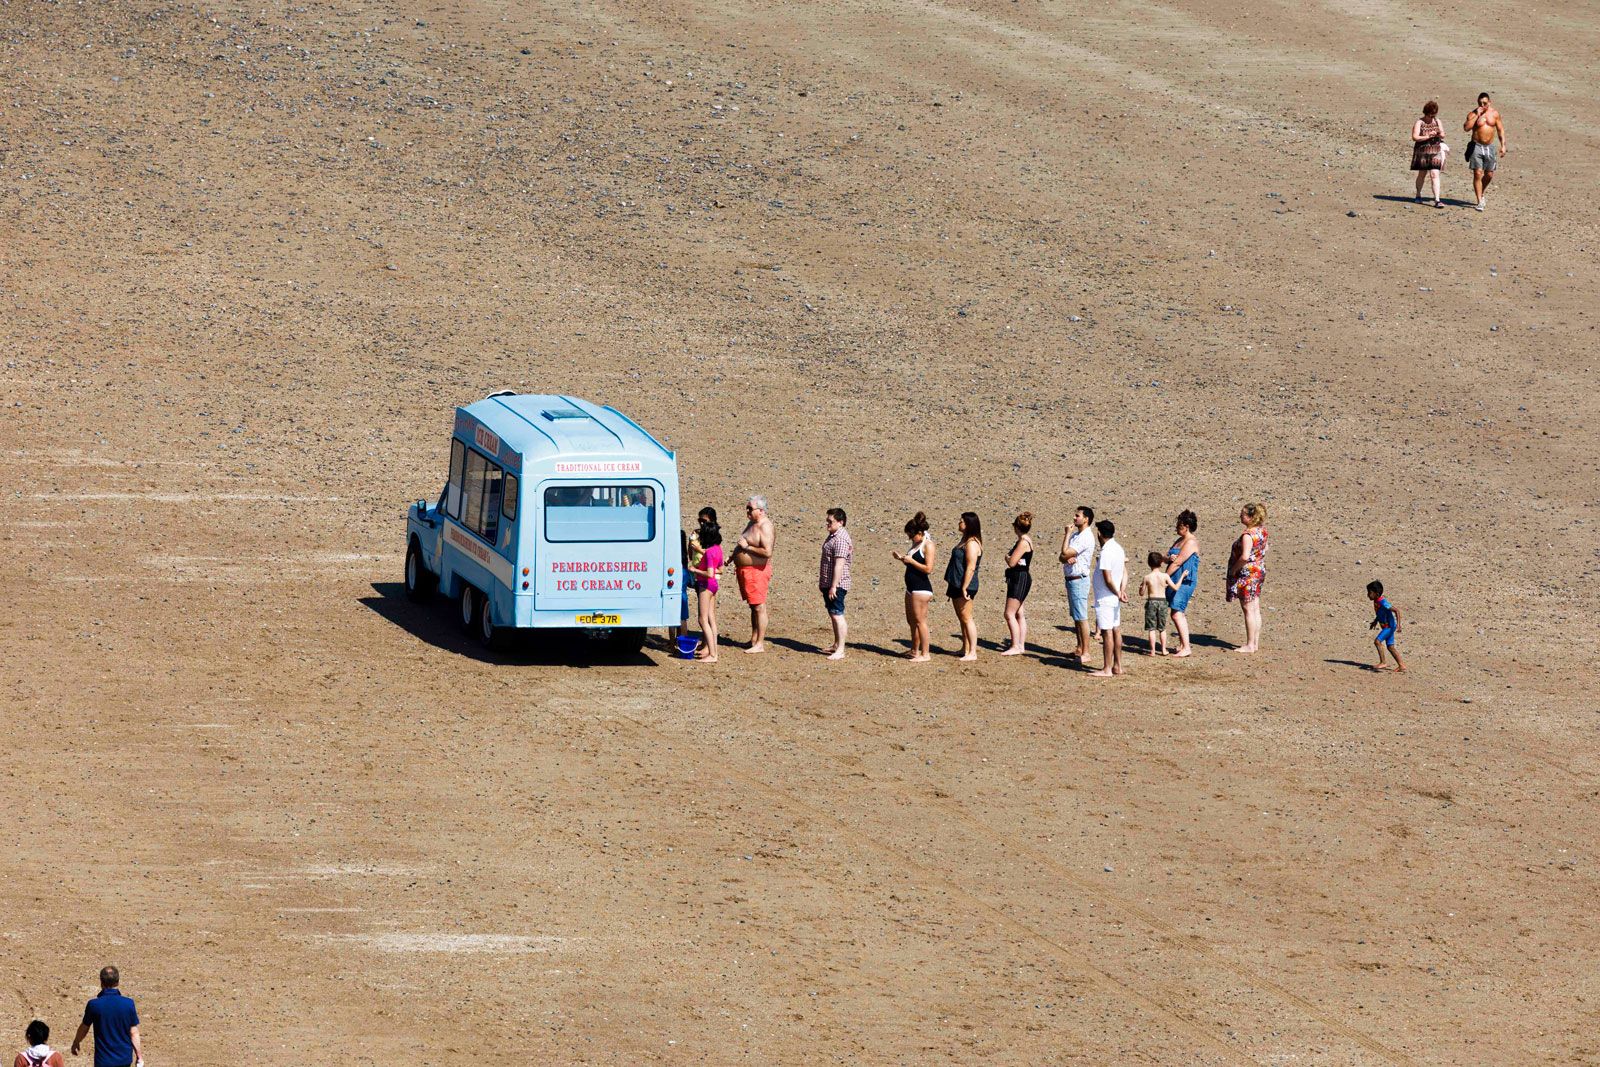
[688,509,723,661]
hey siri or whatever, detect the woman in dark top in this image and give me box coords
[1001,512,1034,656]
[1411,100,1447,208]
[944,512,983,661]
[891,511,936,662]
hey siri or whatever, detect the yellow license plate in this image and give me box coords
[575,613,621,626]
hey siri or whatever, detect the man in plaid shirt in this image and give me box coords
[819,507,853,660]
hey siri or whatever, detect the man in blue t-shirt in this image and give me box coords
[71,966,142,1067]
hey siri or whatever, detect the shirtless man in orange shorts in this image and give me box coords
[733,494,776,653]
[1463,91,1508,212]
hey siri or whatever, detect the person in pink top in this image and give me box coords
[687,508,724,662]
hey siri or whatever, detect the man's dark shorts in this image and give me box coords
[823,589,847,616]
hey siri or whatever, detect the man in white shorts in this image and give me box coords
[1088,519,1128,677]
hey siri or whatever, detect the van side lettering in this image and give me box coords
[553,461,643,474]
[549,561,649,573]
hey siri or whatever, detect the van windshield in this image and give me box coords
[544,485,657,543]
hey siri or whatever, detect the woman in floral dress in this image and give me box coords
[1411,100,1448,208]
[1226,503,1269,653]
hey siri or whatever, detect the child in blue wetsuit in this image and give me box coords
[1366,580,1406,672]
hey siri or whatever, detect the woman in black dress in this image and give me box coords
[891,511,936,662]
[944,512,983,661]
[1001,512,1034,656]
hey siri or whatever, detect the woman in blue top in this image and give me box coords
[1164,509,1200,658]
[944,512,982,661]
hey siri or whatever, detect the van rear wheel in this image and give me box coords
[606,627,647,656]
[478,595,509,651]
[458,584,479,633]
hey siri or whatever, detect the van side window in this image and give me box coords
[446,439,466,520]
[502,474,519,521]
[544,485,657,542]
[457,448,507,545]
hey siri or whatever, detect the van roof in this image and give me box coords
[460,394,673,464]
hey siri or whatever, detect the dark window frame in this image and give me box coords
[542,484,659,544]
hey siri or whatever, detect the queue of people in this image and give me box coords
[676,496,1279,676]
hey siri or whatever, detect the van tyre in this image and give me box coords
[405,541,435,601]
[458,584,480,634]
[478,595,509,652]
[607,627,647,656]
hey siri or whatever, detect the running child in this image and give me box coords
[1140,552,1180,655]
[1367,580,1406,672]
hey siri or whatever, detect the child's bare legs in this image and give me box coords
[1158,628,1168,655]
[1172,610,1191,657]
[695,589,718,661]
[1391,642,1406,672]
[1002,598,1025,654]
[1146,629,1159,655]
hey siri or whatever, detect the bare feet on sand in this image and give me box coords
[827,649,845,661]
[1173,648,1192,658]
[1000,647,1024,656]
[744,643,765,654]
[958,652,978,662]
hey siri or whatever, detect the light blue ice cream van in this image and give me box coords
[404,392,682,652]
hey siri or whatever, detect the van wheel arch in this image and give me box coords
[405,538,436,601]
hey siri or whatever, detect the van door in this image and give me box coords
[533,480,668,609]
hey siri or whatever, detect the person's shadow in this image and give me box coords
[1325,658,1381,672]
[359,582,655,666]
[1371,193,1476,208]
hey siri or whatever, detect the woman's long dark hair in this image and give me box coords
[698,507,722,547]
[960,511,982,544]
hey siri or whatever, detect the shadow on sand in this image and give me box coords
[360,582,656,667]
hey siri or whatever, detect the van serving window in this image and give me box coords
[460,449,505,544]
[446,439,466,520]
[502,474,519,521]
[544,485,657,543]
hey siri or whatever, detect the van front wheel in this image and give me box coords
[405,542,435,601]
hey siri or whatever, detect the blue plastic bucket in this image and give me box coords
[675,635,699,659]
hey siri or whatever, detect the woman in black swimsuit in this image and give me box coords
[944,512,983,661]
[891,511,936,662]
[1001,512,1034,656]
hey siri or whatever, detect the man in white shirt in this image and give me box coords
[1058,505,1097,659]
[1088,519,1128,677]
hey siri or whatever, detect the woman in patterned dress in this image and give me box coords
[1411,101,1448,208]
[1226,502,1269,653]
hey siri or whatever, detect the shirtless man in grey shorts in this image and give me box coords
[1463,92,1508,212]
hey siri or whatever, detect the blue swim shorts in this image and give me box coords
[824,589,848,617]
[1376,626,1397,646]
[1067,576,1091,621]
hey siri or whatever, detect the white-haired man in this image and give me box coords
[733,494,775,653]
